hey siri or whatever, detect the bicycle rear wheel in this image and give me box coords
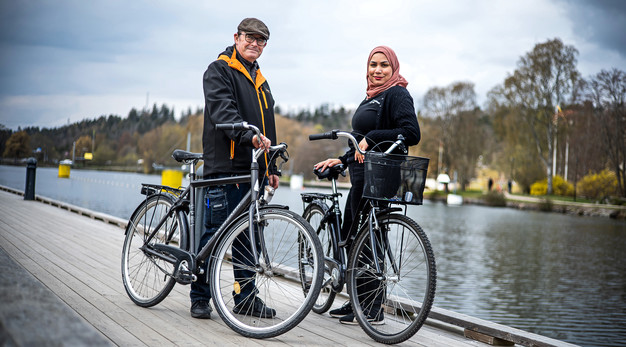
[121,193,188,307]
[210,207,324,338]
[347,213,436,344]
[302,201,337,314]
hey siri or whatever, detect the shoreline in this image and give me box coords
[431,192,626,219]
[298,179,626,220]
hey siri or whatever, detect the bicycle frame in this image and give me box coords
[142,122,285,283]
[304,130,408,289]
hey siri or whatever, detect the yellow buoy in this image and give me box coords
[161,169,183,188]
[58,164,70,178]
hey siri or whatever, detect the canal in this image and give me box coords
[1,165,625,346]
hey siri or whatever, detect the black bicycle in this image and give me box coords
[121,122,324,339]
[299,130,436,344]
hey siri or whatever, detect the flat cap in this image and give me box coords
[237,18,270,40]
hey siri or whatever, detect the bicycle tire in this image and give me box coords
[302,201,337,314]
[121,193,188,307]
[346,213,436,344]
[210,207,324,338]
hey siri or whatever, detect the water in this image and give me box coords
[1,165,625,346]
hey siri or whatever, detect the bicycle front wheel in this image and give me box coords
[347,213,436,344]
[121,193,188,307]
[210,207,324,339]
[302,201,337,314]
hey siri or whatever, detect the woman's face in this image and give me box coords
[368,52,392,87]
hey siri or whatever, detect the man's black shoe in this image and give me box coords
[190,300,212,319]
[233,297,276,318]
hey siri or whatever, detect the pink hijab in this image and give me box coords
[365,46,408,99]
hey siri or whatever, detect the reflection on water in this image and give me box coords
[1,165,625,346]
[412,204,626,346]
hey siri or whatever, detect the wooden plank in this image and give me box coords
[0,235,144,346]
[465,329,515,345]
[1,199,257,346]
[428,306,579,347]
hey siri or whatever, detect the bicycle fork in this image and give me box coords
[364,208,401,283]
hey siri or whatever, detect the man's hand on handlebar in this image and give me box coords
[268,174,279,189]
[252,134,271,152]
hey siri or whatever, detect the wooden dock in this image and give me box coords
[0,187,578,346]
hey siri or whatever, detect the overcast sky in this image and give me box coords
[1,0,625,130]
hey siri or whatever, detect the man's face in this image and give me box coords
[234,32,266,63]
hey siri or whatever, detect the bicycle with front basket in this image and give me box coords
[299,130,436,344]
[121,122,324,339]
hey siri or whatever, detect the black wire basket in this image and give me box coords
[363,152,429,205]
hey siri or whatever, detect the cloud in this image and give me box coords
[563,0,626,56]
[0,0,625,130]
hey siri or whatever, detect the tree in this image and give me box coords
[92,141,116,166]
[584,68,626,198]
[3,131,30,159]
[487,91,546,193]
[497,38,580,194]
[0,125,11,157]
[75,135,92,159]
[422,81,484,190]
[410,114,441,179]
[275,114,345,181]
[448,109,487,190]
[137,122,186,173]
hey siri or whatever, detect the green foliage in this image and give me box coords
[488,38,580,195]
[577,169,618,201]
[422,82,486,190]
[92,142,116,165]
[3,131,30,158]
[483,190,506,207]
[530,175,574,196]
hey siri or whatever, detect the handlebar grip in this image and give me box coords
[216,122,246,131]
[309,130,337,141]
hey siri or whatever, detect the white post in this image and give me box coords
[553,135,557,177]
[564,139,569,181]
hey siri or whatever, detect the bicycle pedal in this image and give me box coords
[177,270,196,284]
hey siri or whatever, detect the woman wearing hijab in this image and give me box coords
[314,46,421,324]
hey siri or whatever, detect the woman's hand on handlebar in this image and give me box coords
[314,158,342,172]
[355,138,369,163]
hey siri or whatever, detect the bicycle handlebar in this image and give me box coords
[309,129,406,155]
[216,121,259,134]
[309,131,338,141]
[216,122,288,173]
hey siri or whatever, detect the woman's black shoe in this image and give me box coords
[329,301,352,318]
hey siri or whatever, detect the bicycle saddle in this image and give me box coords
[313,164,346,181]
[172,149,203,163]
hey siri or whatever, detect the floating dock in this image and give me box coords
[0,186,578,346]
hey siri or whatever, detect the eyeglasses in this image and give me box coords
[240,33,267,47]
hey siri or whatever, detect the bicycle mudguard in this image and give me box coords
[375,206,403,217]
[202,205,289,263]
[262,204,289,210]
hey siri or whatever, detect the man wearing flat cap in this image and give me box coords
[191,18,278,319]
